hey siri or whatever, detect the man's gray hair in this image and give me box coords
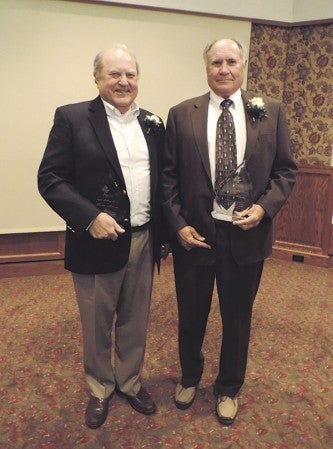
[203,39,247,63]
[93,44,139,78]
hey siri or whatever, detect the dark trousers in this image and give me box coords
[173,225,264,397]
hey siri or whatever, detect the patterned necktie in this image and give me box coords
[215,99,237,209]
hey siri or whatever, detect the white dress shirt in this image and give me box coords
[102,99,151,227]
[207,89,247,221]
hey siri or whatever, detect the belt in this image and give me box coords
[131,220,151,233]
[214,219,233,228]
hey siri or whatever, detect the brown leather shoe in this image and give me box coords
[85,395,111,429]
[118,387,156,415]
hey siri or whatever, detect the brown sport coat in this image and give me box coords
[161,90,297,265]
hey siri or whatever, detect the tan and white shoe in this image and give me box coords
[174,383,196,409]
[216,396,238,425]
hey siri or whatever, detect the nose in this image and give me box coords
[219,62,229,74]
[118,73,128,85]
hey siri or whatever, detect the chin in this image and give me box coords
[116,103,131,113]
[213,85,231,97]
[216,90,231,98]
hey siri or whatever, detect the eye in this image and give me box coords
[211,59,222,66]
[109,71,121,79]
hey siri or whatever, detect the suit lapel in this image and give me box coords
[88,99,159,194]
[191,93,212,183]
[88,96,126,186]
[138,110,158,196]
[190,91,261,183]
[242,90,260,163]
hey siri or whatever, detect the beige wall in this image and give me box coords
[0,0,251,233]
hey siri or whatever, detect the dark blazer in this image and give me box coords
[38,96,165,274]
[161,90,297,265]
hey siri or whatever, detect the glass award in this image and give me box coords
[95,180,128,226]
[232,160,253,213]
[216,159,253,220]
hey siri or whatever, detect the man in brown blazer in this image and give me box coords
[38,44,165,429]
[161,38,297,425]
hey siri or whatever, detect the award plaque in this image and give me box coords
[216,159,253,218]
[95,180,128,226]
[232,160,253,213]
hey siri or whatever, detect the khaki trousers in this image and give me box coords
[72,228,153,399]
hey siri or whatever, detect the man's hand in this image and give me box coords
[177,226,211,251]
[88,212,125,240]
[232,204,265,230]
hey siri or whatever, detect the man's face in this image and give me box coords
[95,49,138,113]
[206,40,247,98]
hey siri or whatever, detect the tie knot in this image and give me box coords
[221,99,233,109]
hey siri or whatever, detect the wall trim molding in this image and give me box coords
[0,260,67,278]
[81,0,333,25]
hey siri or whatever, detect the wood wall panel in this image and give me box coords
[0,232,65,263]
[273,165,333,267]
[329,225,333,255]
[0,232,66,278]
[1,167,332,278]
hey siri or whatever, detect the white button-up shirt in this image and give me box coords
[102,99,151,227]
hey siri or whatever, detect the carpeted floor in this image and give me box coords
[0,257,332,449]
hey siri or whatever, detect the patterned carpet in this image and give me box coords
[0,257,332,449]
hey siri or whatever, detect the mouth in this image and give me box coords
[113,90,130,97]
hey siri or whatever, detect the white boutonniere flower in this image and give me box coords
[246,97,268,122]
[144,114,162,134]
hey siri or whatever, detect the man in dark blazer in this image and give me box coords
[38,44,165,429]
[161,38,297,425]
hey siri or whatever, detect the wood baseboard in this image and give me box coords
[0,231,67,278]
[0,260,67,278]
[272,246,333,268]
[0,231,65,264]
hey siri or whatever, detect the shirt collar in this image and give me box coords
[209,89,242,109]
[101,98,140,121]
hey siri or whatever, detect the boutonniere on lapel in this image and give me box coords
[246,97,268,122]
[144,114,162,134]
